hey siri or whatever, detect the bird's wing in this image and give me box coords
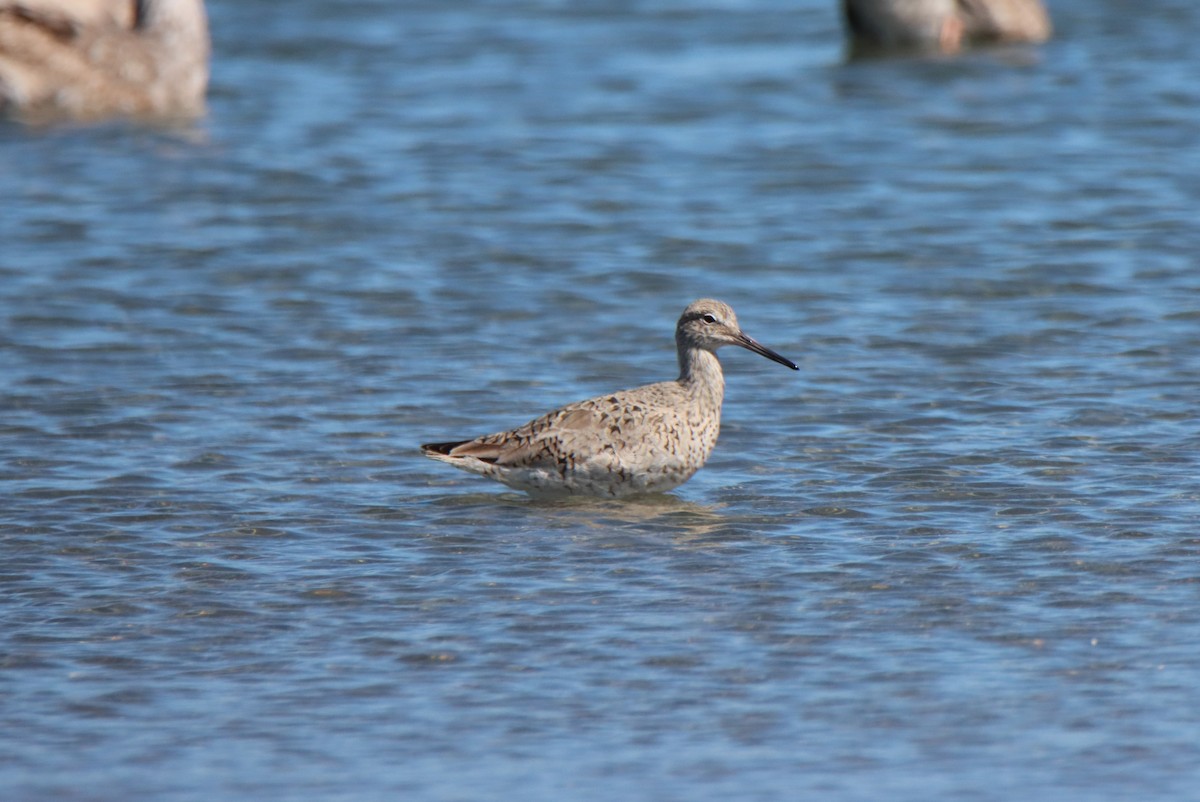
[0,0,135,38]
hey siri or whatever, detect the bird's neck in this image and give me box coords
[678,346,725,407]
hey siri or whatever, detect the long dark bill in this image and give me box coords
[735,332,799,370]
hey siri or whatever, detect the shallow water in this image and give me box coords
[2,1,1199,799]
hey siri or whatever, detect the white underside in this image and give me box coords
[426,453,696,498]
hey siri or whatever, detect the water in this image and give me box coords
[2,1,1199,799]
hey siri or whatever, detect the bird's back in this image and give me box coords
[423,379,722,497]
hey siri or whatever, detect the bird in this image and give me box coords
[0,0,209,123]
[841,0,1052,53]
[421,299,799,499]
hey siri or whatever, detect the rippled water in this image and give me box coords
[3,1,1200,799]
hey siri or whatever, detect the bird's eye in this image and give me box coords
[701,314,717,324]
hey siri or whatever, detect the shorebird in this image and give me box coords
[842,0,1051,53]
[0,0,209,123]
[421,299,798,498]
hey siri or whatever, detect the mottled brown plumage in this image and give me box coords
[842,0,1051,52]
[0,0,208,123]
[421,300,798,498]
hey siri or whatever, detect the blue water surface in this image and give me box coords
[2,1,1199,800]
